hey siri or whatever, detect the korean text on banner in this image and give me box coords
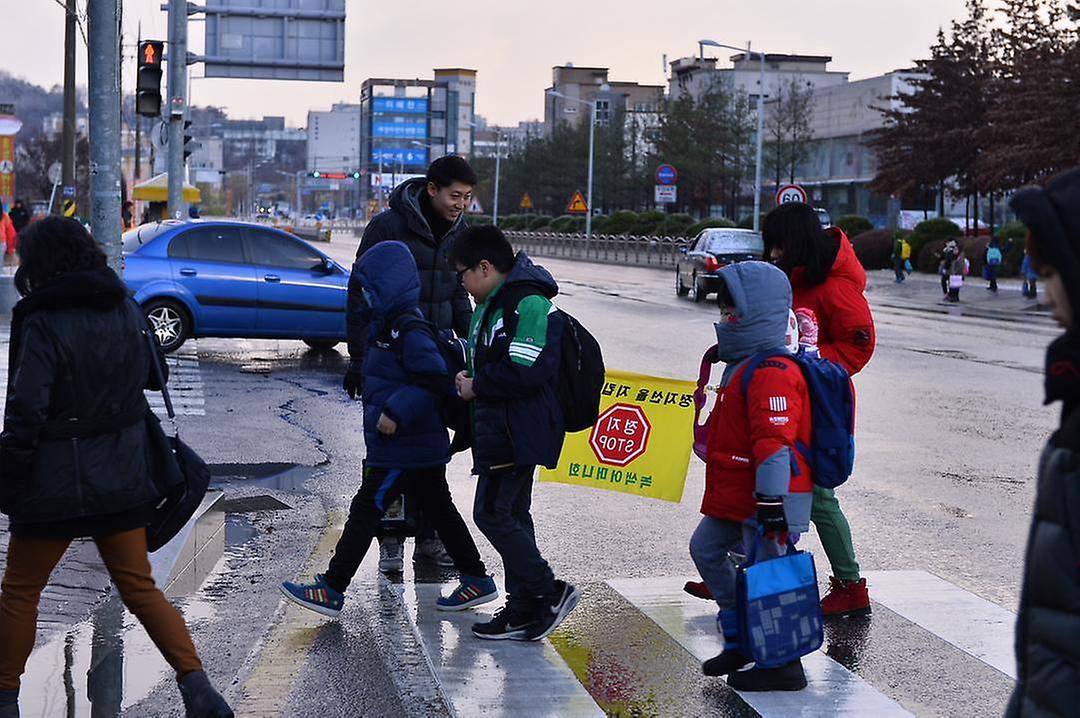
[540,369,695,503]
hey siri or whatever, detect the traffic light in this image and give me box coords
[183,120,195,162]
[136,40,164,118]
[310,170,321,178]
[351,171,361,179]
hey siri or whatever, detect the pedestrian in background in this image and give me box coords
[7,200,29,234]
[1021,249,1039,300]
[450,225,580,642]
[1005,167,1080,717]
[761,202,876,617]
[984,237,1003,292]
[692,261,812,691]
[0,217,232,718]
[346,156,478,572]
[947,249,969,303]
[0,205,16,267]
[890,235,909,283]
[123,200,136,230]
[281,241,498,619]
[939,239,959,296]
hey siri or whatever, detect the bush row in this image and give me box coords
[467,211,741,237]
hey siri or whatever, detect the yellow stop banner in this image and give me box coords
[540,369,696,503]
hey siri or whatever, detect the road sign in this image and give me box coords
[654,185,677,204]
[48,162,62,185]
[656,164,678,186]
[519,193,533,211]
[567,191,589,214]
[62,185,75,198]
[468,197,484,214]
[203,1,346,82]
[62,198,76,217]
[589,403,651,467]
[775,184,808,206]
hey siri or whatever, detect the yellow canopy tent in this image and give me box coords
[132,173,202,204]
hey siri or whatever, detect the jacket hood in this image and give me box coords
[355,241,420,318]
[503,251,559,298]
[388,177,466,243]
[13,267,128,319]
[791,228,866,293]
[714,261,792,364]
[1010,167,1080,314]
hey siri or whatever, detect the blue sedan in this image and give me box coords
[123,220,349,353]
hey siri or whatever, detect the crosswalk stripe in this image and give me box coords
[404,582,604,717]
[862,570,1017,679]
[607,576,913,717]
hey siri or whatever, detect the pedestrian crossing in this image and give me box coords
[0,326,205,420]
[402,570,1017,717]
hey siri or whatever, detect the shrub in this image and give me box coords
[737,213,765,230]
[686,217,736,237]
[550,215,585,233]
[996,219,1027,242]
[468,214,492,226]
[605,210,639,235]
[590,215,610,234]
[528,214,553,230]
[908,217,962,270]
[657,213,695,237]
[834,215,874,238]
[850,229,897,270]
[632,210,667,236]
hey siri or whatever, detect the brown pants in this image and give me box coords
[0,527,203,692]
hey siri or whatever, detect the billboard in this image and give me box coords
[372,97,428,115]
[373,121,427,139]
[372,148,428,167]
[203,0,346,82]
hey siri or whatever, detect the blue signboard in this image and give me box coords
[372,97,428,115]
[656,164,678,185]
[373,121,427,139]
[372,148,428,167]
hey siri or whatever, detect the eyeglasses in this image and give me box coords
[455,261,483,280]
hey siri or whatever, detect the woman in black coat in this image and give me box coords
[1007,168,1080,717]
[0,218,231,718]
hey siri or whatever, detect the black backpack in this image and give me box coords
[496,286,605,433]
[382,312,472,451]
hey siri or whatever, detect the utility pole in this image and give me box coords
[166,0,188,217]
[87,0,123,270]
[134,21,142,181]
[59,0,77,215]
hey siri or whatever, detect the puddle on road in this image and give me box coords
[16,462,315,712]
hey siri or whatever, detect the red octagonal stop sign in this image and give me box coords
[589,403,652,467]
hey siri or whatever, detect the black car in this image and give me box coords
[675,228,764,302]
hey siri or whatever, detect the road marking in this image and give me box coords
[403,581,603,717]
[607,576,913,717]
[862,570,1017,679]
[235,511,343,716]
[147,343,207,417]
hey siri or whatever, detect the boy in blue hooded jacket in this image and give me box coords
[281,241,497,616]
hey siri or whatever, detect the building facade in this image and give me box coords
[544,65,663,136]
[668,53,849,102]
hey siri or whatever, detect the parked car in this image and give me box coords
[815,206,832,228]
[122,220,349,353]
[675,228,764,302]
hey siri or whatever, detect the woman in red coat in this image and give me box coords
[762,202,876,617]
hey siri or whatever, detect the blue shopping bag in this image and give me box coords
[735,539,824,668]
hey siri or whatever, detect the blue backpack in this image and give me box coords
[739,348,855,489]
[986,246,1003,266]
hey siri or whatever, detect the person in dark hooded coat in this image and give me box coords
[1006,167,1080,718]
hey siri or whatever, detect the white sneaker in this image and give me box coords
[414,538,455,568]
[378,536,404,573]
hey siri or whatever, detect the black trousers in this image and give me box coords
[325,464,486,592]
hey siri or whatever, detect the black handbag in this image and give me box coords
[143,332,211,553]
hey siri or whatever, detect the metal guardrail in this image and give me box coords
[505,231,692,268]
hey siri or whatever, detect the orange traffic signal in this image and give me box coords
[139,40,163,69]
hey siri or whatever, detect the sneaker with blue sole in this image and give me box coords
[436,575,499,611]
[279,574,345,618]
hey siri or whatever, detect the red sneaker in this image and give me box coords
[683,580,714,600]
[820,576,871,617]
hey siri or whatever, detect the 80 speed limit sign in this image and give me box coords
[775,183,808,206]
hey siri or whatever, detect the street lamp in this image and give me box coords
[546,84,608,239]
[699,39,767,233]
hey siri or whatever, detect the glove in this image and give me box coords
[755,494,788,541]
[343,362,364,400]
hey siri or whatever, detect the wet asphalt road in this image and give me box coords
[6,238,1059,717]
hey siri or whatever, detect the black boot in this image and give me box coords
[179,671,234,718]
[703,649,751,676]
[726,658,808,691]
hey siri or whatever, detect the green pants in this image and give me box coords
[810,485,860,581]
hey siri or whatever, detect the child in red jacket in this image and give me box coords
[690,260,812,692]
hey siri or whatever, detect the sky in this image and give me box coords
[3,0,971,127]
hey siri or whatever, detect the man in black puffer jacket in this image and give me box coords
[1007,168,1080,718]
[343,156,478,571]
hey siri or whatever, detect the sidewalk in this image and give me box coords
[864,269,1052,326]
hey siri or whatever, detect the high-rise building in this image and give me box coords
[307,104,362,174]
[544,65,663,137]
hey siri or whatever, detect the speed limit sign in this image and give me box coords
[775,184,808,206]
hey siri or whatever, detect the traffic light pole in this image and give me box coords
[87,0,123,270]
[166,0,188,217]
